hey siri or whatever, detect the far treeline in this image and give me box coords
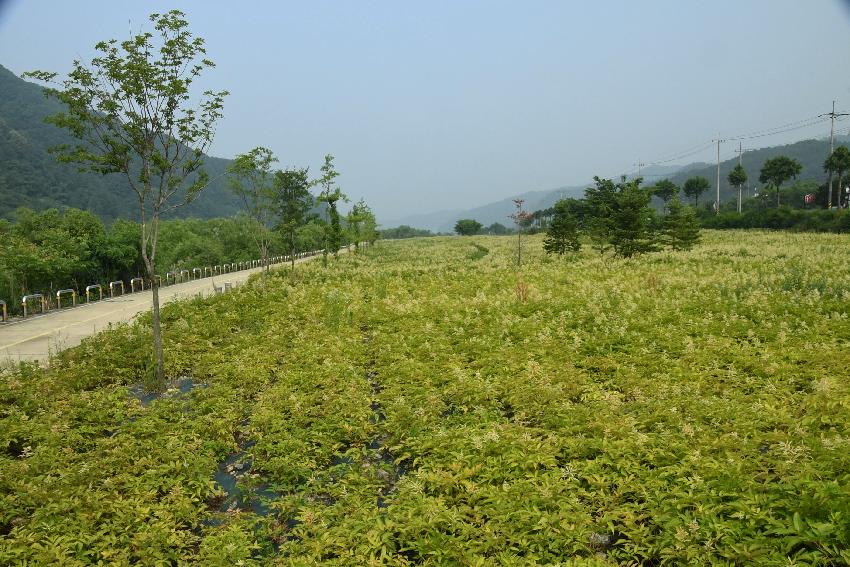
[443,149,850,239]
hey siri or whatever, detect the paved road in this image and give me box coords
[0,257,314,364]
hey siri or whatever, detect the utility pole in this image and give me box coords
[714,136,725,214]
[633,161,645,177]
[819,101,849,208]
[735,142,744,213]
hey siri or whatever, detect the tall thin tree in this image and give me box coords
[25,10,227,388]
[227,147,278,275]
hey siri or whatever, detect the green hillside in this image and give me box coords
[662,137,850,204]
[0,64,242,221]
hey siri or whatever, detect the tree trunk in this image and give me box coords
[517,230,522,267]
[149,269,165,389]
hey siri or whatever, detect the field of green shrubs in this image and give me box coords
[2,231,849,565]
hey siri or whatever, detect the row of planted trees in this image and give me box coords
[226,150,378,272]
[651,147,850,213]
[20,9,377,388]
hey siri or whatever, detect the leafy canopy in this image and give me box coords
[728,164,748,188]
[759,156,802,207]
[652,179,679,203]
[682,176,710,206]
[454,219,483,236]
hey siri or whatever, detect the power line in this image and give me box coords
[820,101,849,208]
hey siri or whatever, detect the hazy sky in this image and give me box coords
[2,1,850,221]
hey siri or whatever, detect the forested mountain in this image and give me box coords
[0,64,242,221]
[387,136,848,231]
[661,137,849,203]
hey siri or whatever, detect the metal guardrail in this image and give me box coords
[56,288,76,308]
[22,293,47,317]
[86,284,103,302]
[2,248,331,322]
[109,281,124,298]
[130,277,144,293]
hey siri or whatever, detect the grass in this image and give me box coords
[1,231,849,565]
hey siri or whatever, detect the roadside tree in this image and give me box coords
[273,167,313,269]
[227,147,278,274]
[24,10,227,388]
[759,156,802,208]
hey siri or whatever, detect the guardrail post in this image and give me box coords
[109,280,125,298]
[0,300,6,322]
[193,267,202,280]
[180,269,189,282]
[166,271,178,286]
[130,277,144,293]
[56,289,77,308]
[86,284,103,303]
[214,265,221,276]
[22,293,46,317]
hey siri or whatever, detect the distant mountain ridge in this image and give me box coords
[386,137,848,232]
[0,63,242,221]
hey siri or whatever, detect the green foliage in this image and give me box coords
[484,222,512,235]
[824,145,850,207]
[454,218,483,236]
[273,167,313,266]
[381,225,434,239]
[543,199,581,255]
[760,155,803,207]
[0,64,240,222]
[24,9,228,386]
[609,179,659,257]
[728,163,748,188]
[0,211,306,315]
[683,176,711,206]
[23,9,228,266]
[346,199,376,251]
[227,147,278,270]
[699,205,850,232]
[652,178,679,204]
[2,233,850,563]
[317,154,348,259]
[662,197,701,250]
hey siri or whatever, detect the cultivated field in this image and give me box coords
[1,232,849,565]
